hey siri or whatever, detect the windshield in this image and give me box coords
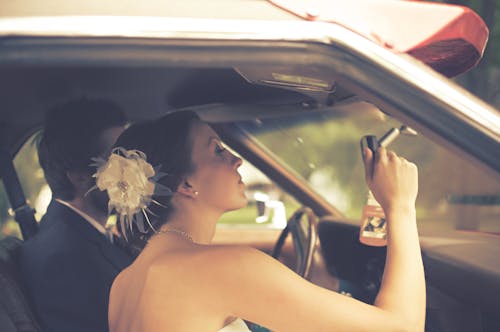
[235,103,500,233]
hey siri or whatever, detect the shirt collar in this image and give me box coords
[55,198,108,236]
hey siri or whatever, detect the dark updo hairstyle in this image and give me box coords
[112,111,200,244]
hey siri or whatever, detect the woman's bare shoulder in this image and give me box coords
[110,265,128,298]
[138,245,272,312]
[202,245,275,272]
[146,245,275,286]
[149,244,264,269]
[108,266,133,328]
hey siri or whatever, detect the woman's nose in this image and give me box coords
[231,152,242,168]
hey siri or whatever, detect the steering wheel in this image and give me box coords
[271,207,318,278]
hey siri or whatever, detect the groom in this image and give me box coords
[18,98,134,332]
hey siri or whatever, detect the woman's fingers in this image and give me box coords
[376,146,387,164]
[386,149,397,160]
[369,147,418,211]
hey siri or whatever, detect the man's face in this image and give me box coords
[99,126,126,157]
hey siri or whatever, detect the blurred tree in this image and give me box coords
[440,0,500,107]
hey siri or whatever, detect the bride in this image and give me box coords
[98,111,425,332]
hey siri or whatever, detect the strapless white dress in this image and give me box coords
[218,318,251,332]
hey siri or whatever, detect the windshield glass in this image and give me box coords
[235,103,500,232]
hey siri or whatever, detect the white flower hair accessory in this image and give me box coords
[90,147,172,238]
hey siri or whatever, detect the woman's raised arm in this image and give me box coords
[203,147,425,332]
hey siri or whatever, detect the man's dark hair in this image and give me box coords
[38,98,127,201]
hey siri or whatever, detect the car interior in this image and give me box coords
[0,28,499,332]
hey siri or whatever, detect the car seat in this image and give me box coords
[0,236,42,332]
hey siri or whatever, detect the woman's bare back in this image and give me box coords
[109,242,239,332]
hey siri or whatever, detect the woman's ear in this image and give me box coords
[176,180,199,199]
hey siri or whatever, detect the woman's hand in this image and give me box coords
[363,147,418,214]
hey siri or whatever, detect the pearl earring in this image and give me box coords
[194,191,199,196]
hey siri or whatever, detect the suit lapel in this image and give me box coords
[97,237,133,271]
[42,200,133,271]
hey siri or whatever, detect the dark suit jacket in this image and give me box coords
[18,200,133,332]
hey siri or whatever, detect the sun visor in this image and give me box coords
[268,0,489,77]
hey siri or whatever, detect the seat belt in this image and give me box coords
[0,147,38,240]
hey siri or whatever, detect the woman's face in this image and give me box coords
[187,121,247,212]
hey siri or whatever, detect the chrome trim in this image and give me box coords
[0,16,333,41]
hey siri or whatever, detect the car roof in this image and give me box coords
[0,1,498,174]
[1,0,488,76]
[1,0,296,20]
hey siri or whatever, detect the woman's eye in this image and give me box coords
[215,144,226,154]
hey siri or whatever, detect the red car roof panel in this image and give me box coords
[269,0,489,77]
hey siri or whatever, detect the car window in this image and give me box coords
[0,135,48,240]
[0,133,297,239]
[235,105,500,233]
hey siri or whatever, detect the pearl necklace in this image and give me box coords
[155,228,194,243]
